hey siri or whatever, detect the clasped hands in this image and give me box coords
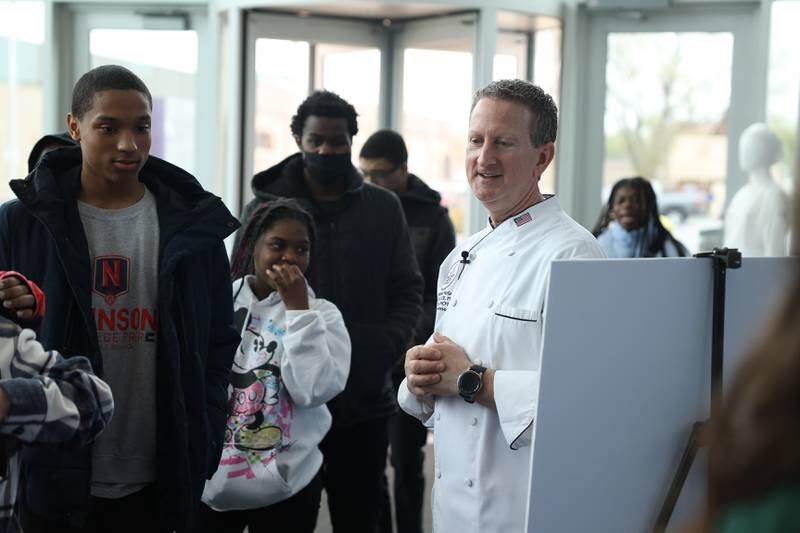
[404,333,472,398]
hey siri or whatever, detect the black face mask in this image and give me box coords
[302,152,352,187]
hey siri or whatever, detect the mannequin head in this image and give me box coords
[738,123,782,174]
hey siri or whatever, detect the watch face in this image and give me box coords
[458,370,481,394]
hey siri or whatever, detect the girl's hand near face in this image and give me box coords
[266,264,309,310]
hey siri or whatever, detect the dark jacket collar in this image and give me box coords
[27,133,76,173]
[10,146,239,244]
[398,173,442,206]
[251,152,364,202]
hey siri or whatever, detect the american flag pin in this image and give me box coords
[514,212,532,227]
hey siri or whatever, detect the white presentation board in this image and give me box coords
[525,257,793,533]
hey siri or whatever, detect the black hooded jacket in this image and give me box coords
[239,153,423,427]
[27,132,76,172]
[0,146,240,531]
[396,174,456,348]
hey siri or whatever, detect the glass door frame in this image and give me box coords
[393,10,509,236]
[389,12,478,238]
[574,4,763,228]
[243,7,544,236]
[388,11,478,128]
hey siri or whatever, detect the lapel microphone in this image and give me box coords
[457,250,471,280]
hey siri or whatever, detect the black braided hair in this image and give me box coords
[230,198,317,281]
[592,176,689,258]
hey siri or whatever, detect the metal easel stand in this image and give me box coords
[652,248,742,533]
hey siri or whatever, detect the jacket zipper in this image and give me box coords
[28,212,99,365]
[63,299,75,354]
[175,290,188,370]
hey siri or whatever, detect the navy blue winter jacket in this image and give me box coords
[0,146,240,531]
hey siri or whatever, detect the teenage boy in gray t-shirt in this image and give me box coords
[0,65,240,533]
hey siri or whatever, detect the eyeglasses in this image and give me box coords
[360,165,400,180]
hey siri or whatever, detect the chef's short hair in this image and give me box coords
[471,79,557,147]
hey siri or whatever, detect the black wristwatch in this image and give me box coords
[457,365,487,403]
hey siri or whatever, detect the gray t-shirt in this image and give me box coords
[78,187,159,499]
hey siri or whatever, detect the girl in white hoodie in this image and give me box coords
[199,199,351,533]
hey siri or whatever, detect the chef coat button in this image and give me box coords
[436,471,442,479]
[436,412,441,421]
[488,300,494,308]
[465,479,473,488]
[508,251,516,256]
[470,417,478,426]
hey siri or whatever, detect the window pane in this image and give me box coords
[603,32,733,252]
[401,48,472,239]
[90,29,198,174]
[0,0,45,201]
[314,43,380,158]
[494,31,527,81]
[215,11,229,202]
[252,38,310,175]
[533,27,562,194]
[766,0,800,192]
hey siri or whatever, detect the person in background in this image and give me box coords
[593,176,689,257]
[234,91,423,533]
[200,199,350,533]
[359,129,455,533]
[0,273,113,533]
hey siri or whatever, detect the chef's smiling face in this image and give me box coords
[466,97,554,225]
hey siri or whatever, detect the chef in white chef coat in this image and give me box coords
[398,79,605,533]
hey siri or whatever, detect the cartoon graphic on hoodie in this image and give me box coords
[202,273,351,511]
[222,311,294,478]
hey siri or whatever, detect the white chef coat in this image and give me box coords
[399,196,605,533]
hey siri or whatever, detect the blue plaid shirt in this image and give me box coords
[0,317,113,532]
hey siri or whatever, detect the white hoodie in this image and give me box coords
[202,276,351,510]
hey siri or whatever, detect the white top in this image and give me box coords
[724,178,790,257]
[399,197,605,533]
[202,277,351,510]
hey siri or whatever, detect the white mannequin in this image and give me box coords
[724,123,791,256]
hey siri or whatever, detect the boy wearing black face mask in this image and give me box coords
[234,90,423,533]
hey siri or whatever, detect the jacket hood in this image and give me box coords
[28,133,76,172]
[399,173,442,206]
[11,145,239,242]
[251,152,364,201]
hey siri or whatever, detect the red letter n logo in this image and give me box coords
[93,255,131,305]
[102,259,121,288]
